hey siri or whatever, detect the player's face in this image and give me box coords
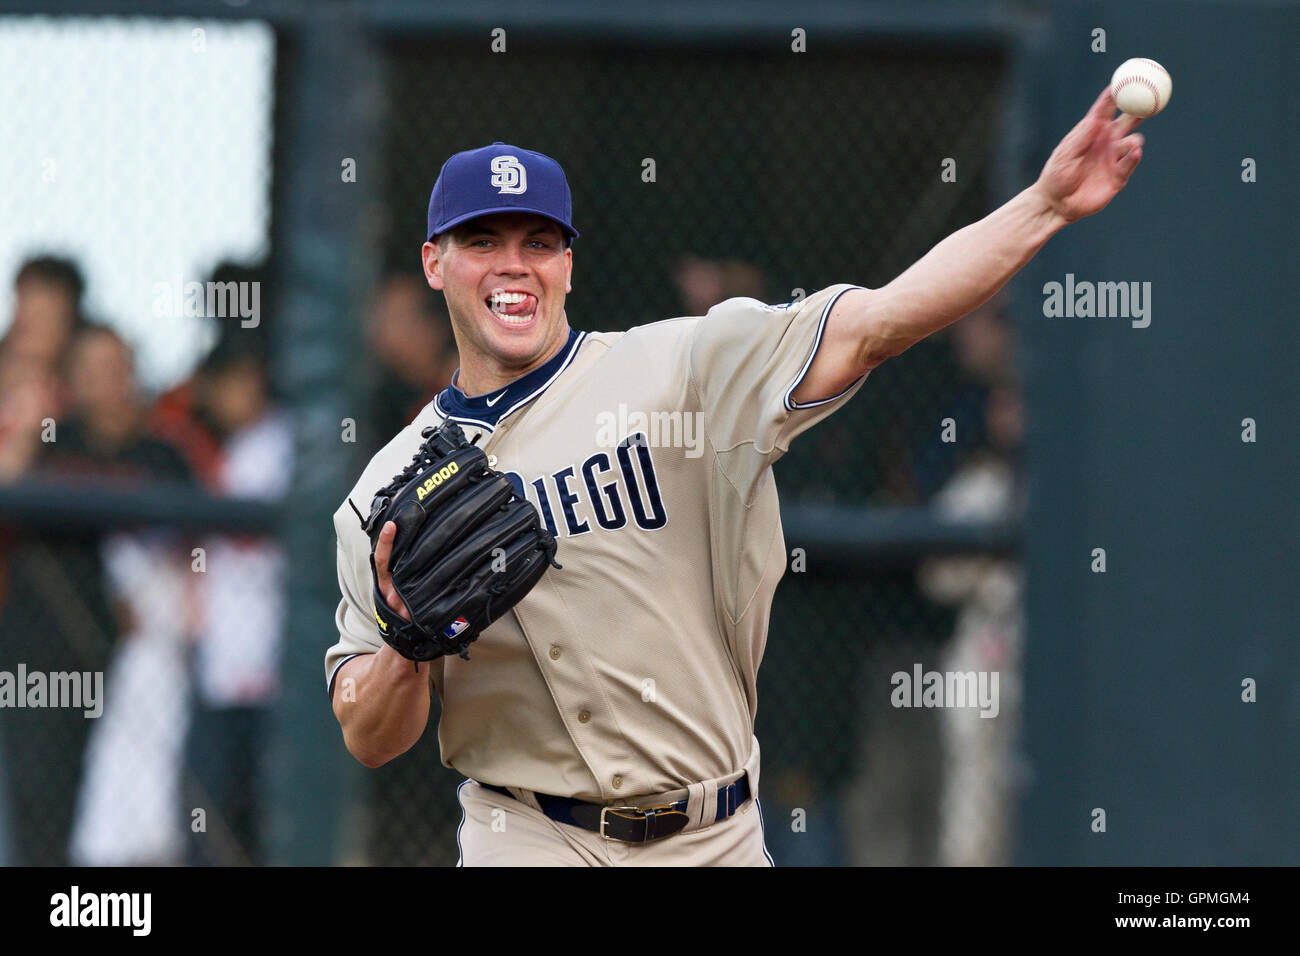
[423,212,572,381]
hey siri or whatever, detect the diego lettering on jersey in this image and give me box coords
[506,433,667,539]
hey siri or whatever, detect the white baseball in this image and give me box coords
[1110,58,1172,118]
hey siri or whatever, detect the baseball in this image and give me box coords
[1110,58,1172,118]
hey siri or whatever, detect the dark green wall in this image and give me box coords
[1015,0,1299,864]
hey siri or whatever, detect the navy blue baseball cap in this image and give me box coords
[426,142,579,244]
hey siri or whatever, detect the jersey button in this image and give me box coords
[577,710,590,723]
[612,775,623,789]
[549,646,562,661]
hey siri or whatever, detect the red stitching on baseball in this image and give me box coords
[1113,75,1161,112]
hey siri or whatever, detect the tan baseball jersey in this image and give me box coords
[326,282,868,804]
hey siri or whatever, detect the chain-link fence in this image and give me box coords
[0,11,1021,867]
[0,485,286,867]
[0,12,281,867]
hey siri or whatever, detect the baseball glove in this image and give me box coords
[359,420,560,663]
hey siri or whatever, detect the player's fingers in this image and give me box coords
[1111,112,1144,137]
[1063,107,1107,159]
[374,520,396,580]
[374,522,411,620]
[1115,132,1145,160]
[1057,87,1119,159]
[1088,85,1117,120]
[1117,146,1142,182]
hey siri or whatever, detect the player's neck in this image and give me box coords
[456,323,572,397]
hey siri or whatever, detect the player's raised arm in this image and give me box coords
[793,86,1146,404]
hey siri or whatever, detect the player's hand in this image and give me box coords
[374,521,412,622]
[1031,86,1145,225]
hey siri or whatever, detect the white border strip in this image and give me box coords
[756,795,776,867]
[325,652,363,697]
[782,285,868,411]
[433,393,496,433]
[455,779,469,867]
[434,331,588,430]
[498,330,588,422]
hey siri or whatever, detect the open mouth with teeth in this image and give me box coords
[486,290,538,326]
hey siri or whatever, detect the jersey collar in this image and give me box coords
[434,328,586,431]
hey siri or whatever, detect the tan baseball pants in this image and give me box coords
[455,746,774,866]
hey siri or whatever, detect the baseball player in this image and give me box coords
[328,88,1145,866]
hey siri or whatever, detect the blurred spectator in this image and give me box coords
[206,261,273,367]
[184,339,292,865]
[838,301,1020,867]
[0,351,61,482]
[366,272,457,443]
[56,325,195,867]
[41,325,193,482]
[0,257,84,864]
[149,260,274,488]
[911,294,1014,501]
[150,379,224,488]
[0,322,193,865]
[671,254,766,317]
[1,255,86,368]
[70,529,194,866]
[0,256,86,481]
[919,380,1025,866]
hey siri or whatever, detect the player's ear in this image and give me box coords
[564,245,573,294]
[422,241,445,291]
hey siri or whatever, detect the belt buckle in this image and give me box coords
[598,805,647,843]
[598,803,680,843]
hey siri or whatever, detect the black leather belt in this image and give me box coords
[479,772,751,844]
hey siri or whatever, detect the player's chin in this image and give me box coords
[478,306,554,364]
